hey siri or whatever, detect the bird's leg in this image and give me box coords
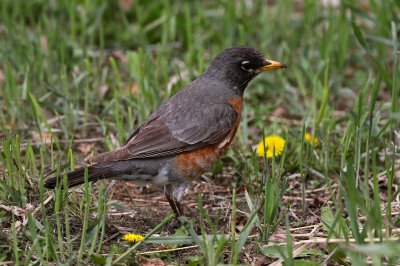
[175,200,184,217]
[165,192,182,217]
[164,182,188,217]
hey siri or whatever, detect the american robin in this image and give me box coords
[45,46,286,216]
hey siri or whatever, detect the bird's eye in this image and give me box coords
[241,61,253,72]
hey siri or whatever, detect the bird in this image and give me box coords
[44,46,286,216]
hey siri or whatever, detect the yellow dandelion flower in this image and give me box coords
[256,135,285,158]
[304,133,318,146]
[123,233,144,244]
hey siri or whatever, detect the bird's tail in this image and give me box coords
[44,163,119,189]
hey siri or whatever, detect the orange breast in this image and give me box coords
[173,96,243,179]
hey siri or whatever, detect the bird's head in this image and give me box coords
[205,46,287,94]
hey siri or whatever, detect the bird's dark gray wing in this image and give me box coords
[92,100,238,163]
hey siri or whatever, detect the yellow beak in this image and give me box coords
[255,60,287,72]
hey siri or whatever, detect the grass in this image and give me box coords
[0,0,399,264]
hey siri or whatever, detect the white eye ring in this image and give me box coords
[241,61,253,72]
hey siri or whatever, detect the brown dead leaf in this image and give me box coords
[119,0,134,10]
[41,34,48,52]
[0,203,34,231]
[31,131,52,144]
[77,143,95,155]
[99,83,109,99]
[271,106,287,117]
[131,81,138,95]
[236,215,248,233]
[236,184,250,194]
[0,67,4,84]
[0,203,34,218]
[252,256,274,266]
[84,153,94,163]
[138,256,171,266]
[269,228,286,242]
[236,224,245,232]
[110,50,128,64]
[157,244,173,250]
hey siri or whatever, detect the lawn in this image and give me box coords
[0,0,399,265]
